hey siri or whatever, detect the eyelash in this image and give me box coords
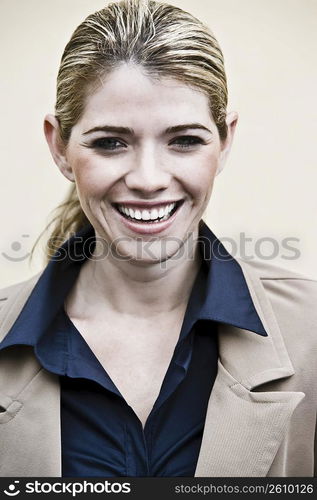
[170,136,205,148]
[86,135,206,152]
[86,138,125,151]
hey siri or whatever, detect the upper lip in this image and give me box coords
[113,200,183,209]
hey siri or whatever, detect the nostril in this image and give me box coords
[124,168,171,192]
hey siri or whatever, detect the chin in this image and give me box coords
[117,239,183,265]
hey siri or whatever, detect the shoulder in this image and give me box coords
[237,257,315,280]
[236,257,317,302]
[237,258,317,347]
[0,273,43,336]
[0,273,42,304]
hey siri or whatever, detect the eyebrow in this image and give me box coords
[165,124,212,134]
[82,123,213,135]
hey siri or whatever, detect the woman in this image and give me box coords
[0,0,316,478]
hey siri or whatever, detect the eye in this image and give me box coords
[170,135,205,149]
[89,137,127,151]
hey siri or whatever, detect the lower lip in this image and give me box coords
[113,204,182,235]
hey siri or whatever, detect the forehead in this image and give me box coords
[75,64,213,131]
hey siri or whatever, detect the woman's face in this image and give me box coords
[46,64,237,264]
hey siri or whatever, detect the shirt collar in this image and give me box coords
[186,222,267,336]
[0,223,94,350]
[0,220,266,353]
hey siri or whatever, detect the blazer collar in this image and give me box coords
[219,256,296,389]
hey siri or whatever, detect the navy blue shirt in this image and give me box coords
[0,221,267,477]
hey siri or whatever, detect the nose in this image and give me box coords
[124,145,171,195]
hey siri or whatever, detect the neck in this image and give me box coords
[66,230,201,320]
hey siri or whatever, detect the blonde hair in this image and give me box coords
[32,0,228,263]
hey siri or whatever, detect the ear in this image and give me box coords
[216,111,238,175]
[44,114,75,182]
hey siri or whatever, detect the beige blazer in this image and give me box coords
[0,258,316,477]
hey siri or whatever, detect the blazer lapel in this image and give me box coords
[194,259,305,477]
[0,273,61,477]
[0,347,61,477]
[0,272,42,342]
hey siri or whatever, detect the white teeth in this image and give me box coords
[134,209,142,220]
[150,209,158,220]
[117,202,177,222]
[141,210,151,220]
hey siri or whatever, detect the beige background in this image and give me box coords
[1,0,316,287]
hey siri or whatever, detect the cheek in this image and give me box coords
[68,154,115,198]
[176,152,219,201]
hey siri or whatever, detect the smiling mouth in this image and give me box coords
[113,200,184,223]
